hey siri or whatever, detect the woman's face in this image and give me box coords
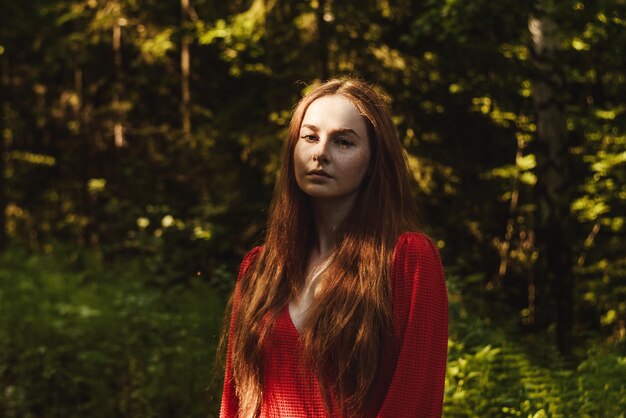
[294,95,371,204]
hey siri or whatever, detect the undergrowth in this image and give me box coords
[444,271,626,418]
[0,247,624,417]
[0,246,226,418]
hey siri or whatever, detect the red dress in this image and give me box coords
[220,232,448,417]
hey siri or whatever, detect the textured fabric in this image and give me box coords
[220,232,448,417]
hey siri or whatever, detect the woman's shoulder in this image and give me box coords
[389,231,447,340]
[393,231,439,256]
[241,245,263,263]
[236,245,263,281]
[391,231,444,278]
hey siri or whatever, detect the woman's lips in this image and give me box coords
[307,169,332,178]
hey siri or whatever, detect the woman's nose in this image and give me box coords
[312,137,330,163]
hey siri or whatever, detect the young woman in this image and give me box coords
[220,78,448,417]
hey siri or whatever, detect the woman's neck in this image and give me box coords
[311,195,356,256]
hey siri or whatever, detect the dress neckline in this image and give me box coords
[284,304,303,339]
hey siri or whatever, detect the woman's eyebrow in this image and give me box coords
[301,124,319,132]
[331,128,359,138]
[301,124,360,138]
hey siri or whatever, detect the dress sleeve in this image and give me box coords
[377,233,449,418]
[219,246,262,418]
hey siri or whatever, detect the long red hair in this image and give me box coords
[228,78,419,417]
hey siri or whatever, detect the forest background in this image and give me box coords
[1,0,625,417]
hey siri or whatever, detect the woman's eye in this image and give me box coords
[301,134,317,141]
[336,138,354,148]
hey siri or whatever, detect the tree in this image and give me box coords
[529,2,573,354]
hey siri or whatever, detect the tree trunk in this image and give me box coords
[113,17,125,148]
[529,6,574,355]
[491,135,524,288]
[0,102,6,252]
[181,0,192,139]
[316,0,330,80]
[75,66,93,247]
[0,55,9,251]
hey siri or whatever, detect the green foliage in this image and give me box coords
[1,0,625,414]
[444,273,626,418]
[2,249,623,417]
[577,346,626,418]
[0,247,225,417]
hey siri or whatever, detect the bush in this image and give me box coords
[1,249,624,417]
[444,272,626,418]
[0,247,227,418]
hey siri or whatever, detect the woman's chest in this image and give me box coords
[260,307,329,417]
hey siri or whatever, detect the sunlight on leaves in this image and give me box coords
[87,178,106,193]
[136,217,150,229]
[192,225,213,241]
[139,28,174,63]
[572,196,609,222]
[10,151,56,166]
